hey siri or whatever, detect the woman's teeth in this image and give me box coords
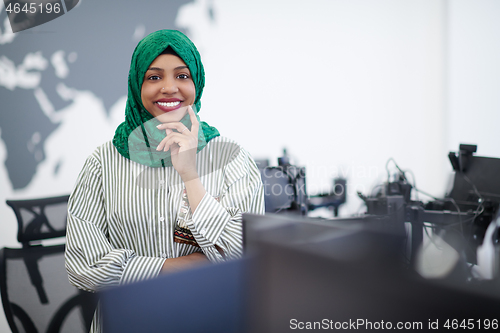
[157,101,180,107]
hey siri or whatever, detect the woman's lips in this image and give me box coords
[155,100,182,112]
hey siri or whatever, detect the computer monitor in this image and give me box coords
[448,154,500,204]
[242,213,500,332]
[259,165,308,215]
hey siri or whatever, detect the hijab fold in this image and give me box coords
[113,29,219,168]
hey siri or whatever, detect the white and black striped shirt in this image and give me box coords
[65,136,264,332]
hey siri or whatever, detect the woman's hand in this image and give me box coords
[156,105,199,181]
[160,252,209,274]
[157,105,206,213]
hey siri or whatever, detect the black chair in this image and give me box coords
[0,195,97,333]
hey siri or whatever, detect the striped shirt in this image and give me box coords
[65,136,264,332]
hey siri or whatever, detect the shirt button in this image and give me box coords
[161,253,167,258]
[159,216,165,222]
[200,227,207,236]
[159,180,165,186]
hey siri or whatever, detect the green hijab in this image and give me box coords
[112,29,220,167]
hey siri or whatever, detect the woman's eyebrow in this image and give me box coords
[146,66,189,71]
[147,67,163,72]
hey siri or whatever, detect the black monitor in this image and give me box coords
[448,154,500,204]
[426,145,500,263]
[258,165,308,215]
[242,213,500,332]
[242,212,404,260]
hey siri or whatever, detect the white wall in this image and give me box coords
[182,0,449,214]
[446,0,500,158]
[1,0,500,331]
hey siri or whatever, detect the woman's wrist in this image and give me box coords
[183,175,206,213]
[178,168,199,183]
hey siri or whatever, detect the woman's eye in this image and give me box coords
[148,75,161,80]
[177,74,190,79]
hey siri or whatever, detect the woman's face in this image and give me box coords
[141,53,196,123]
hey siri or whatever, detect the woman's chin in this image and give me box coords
[155,106,189,123]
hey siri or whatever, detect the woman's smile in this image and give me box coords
[155,98,182,112]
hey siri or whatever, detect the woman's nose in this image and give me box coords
[161,78,178,94]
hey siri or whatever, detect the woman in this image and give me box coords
[65,29,264,332]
